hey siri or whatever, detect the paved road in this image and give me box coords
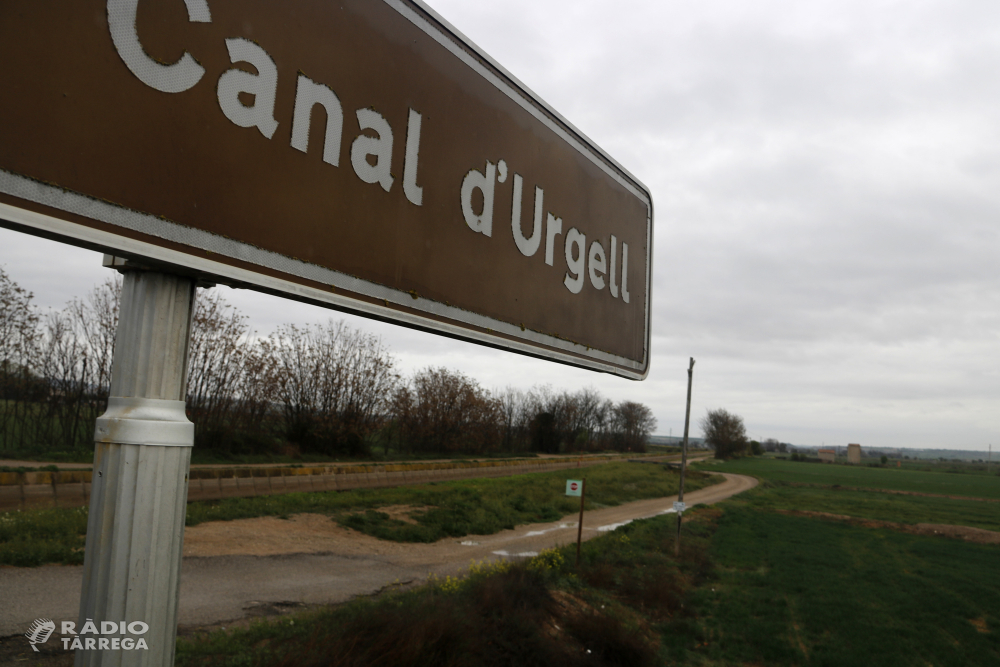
[0,473,755,637]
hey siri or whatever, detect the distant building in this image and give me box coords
[848,443,862,464]
[818,448,835,463]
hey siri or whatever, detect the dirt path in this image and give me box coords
[0,473,754,637]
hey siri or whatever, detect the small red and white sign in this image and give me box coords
[566,480,583,497]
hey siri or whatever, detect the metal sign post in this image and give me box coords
[675,357,694,557]
[566,478,586,567]
[75,267,196,667]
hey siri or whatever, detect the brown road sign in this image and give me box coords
[0,0,653,378]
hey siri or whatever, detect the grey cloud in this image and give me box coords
[1,0,997,450]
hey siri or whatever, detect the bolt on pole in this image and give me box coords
[675,357,695,558]
[75,264,197,667]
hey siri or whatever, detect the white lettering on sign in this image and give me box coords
[107,0,424,208]
[290,75,344,167]
[609,235,619,298]
[107,0,211,94]
[621,241,630,304]
[217,38,280,140]
[403,109,425,206]
[351,109,394,192]
[588,240,606,290]
[105,0,630,302]
[460,156,633,299]
[510,175,543,257]
[563,228,586,295]
[545,213,563,266]
[461,161,497,236]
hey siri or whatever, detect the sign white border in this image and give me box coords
[0,0,653,379]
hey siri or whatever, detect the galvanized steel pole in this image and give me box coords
[76,268,196,667]
[675,357,694,558]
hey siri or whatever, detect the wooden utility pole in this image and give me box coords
[675,357,695,557]
[575,478,586,567]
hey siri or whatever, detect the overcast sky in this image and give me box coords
[2,0,997,451]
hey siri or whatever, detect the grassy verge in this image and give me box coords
[175,513,718,667]
[698,456,1000,498]
[0,505,88,566]
[0,462,717,566]
[175,487,1000,667]
[186,462,718,542]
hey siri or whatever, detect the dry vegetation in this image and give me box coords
[0,268,656,461]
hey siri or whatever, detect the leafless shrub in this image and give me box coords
[1,267,660,458]
[185,288,275,452]
[267,320,398,456]
[390,367,502,454]
[613,400,656,452]
[0,268,43,450]
[66,277,120,409]
[492,385,656,454]
[0,267,41,378]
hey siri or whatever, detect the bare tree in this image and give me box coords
[614,400,657,452]
[391,367,502,454]
[269,320,398,455]
[186,288,259,450]
[1,272,120,452]
[0,267,41,376]
[497,386,525,453]
[66,277,121,415]
[0,268,42,451]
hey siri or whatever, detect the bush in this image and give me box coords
[703,408,749,459]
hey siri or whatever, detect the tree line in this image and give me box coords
[0,268,656,458]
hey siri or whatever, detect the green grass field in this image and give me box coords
[738,482,1000,531]
[187,462,717,542]
[175,499,1000,666]
[173,454,1000,666]
[667,505,1000,666]
[698,456,1000,498]
[0,462,717,566]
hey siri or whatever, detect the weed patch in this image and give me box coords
[176,562,660,667]
[1,462,720,566]
[186,462,719,544]
[0,506,87,566]
[176,465,1000,666]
